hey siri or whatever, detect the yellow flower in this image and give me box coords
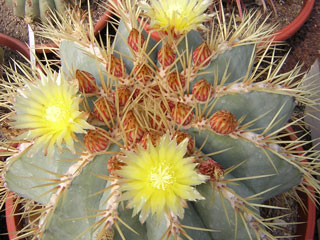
[141,0,212,36]
[117,133,206,222]
[12,71,94,155]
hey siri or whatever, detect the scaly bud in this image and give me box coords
[158,43,176,67]
[107,154,126,177]
[174,131,195,157]
[115,87,131,107]
[128,28,145,53]
[193,42,211,67]
[123,111,144,143]
[140,131,162,149]
[209,110,238,135]
[93,97,116,122]
[106,55,125,78]
[150,114,168,131]
[198,158,224,181]
[83,128,109,153]
[192,79,213,102]
[171,102,193,126]
[168,72,186,91]
[134,64,153,84]
[75,69,97,93]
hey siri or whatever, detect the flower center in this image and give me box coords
[46,106,64,122]
[150,165,175,190]
[45,104,72,130]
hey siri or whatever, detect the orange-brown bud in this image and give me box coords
[168,72,186,91]
[106,55,125,78]
[115,87,131,107]
[128,28,145,53]
[198,158,224,181]
[174,131,195,157]
[107,155,126,177]
[123,111,144,143]
[93,97,116,122]
[209,110,238,135]
[192,79,213,102]
[76,69,97,93]
[134,64,153,84]
[171,102,193,126]
[150,114,168,131]
[193,42,211,67]
[84,128,109,153]
[140,132,162,149]
[158,43,176,67]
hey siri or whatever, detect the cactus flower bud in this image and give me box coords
[93,97,116,122]
[123,111,144,143]
[171,102,193,126]
[134,64,153,84]
[198,158,224,181]
[168,72,186,91]
[192,79,213,102]
[174,131,195,157]
[128,28,145,53]
[115,87,131,107]
[158,43,176,67]
[83,128,110,153]
[140,131,162,149]
[75,69,97,93]
[209,110,238,135]
[106,55,125,78]
[193,42,211,67]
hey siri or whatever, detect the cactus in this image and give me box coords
[0,0,319,239]
[5,0,72,22]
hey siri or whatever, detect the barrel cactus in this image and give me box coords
[0,0,319,239]
[5,0,73,22]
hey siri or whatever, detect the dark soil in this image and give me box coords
[0,0,319,239]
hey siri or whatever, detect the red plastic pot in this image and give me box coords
[4,128,316,239]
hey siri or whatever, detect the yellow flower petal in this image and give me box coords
[141,0,212,35]
[117,133,206,221]
[12,71,93,155]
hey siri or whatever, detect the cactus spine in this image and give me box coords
[0,0,319,239]
[6,0,71,22]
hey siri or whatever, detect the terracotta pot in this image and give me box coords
[0,33,30,59]
[287,126,316,240]
[4,127,316,239]
[273,0,315,42]
[144,0,315,43]
[1,5,114,60]
[34,4,114,54]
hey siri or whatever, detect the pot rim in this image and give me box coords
[144,0,315,42]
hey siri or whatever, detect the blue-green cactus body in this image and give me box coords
[2,5,314,240]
